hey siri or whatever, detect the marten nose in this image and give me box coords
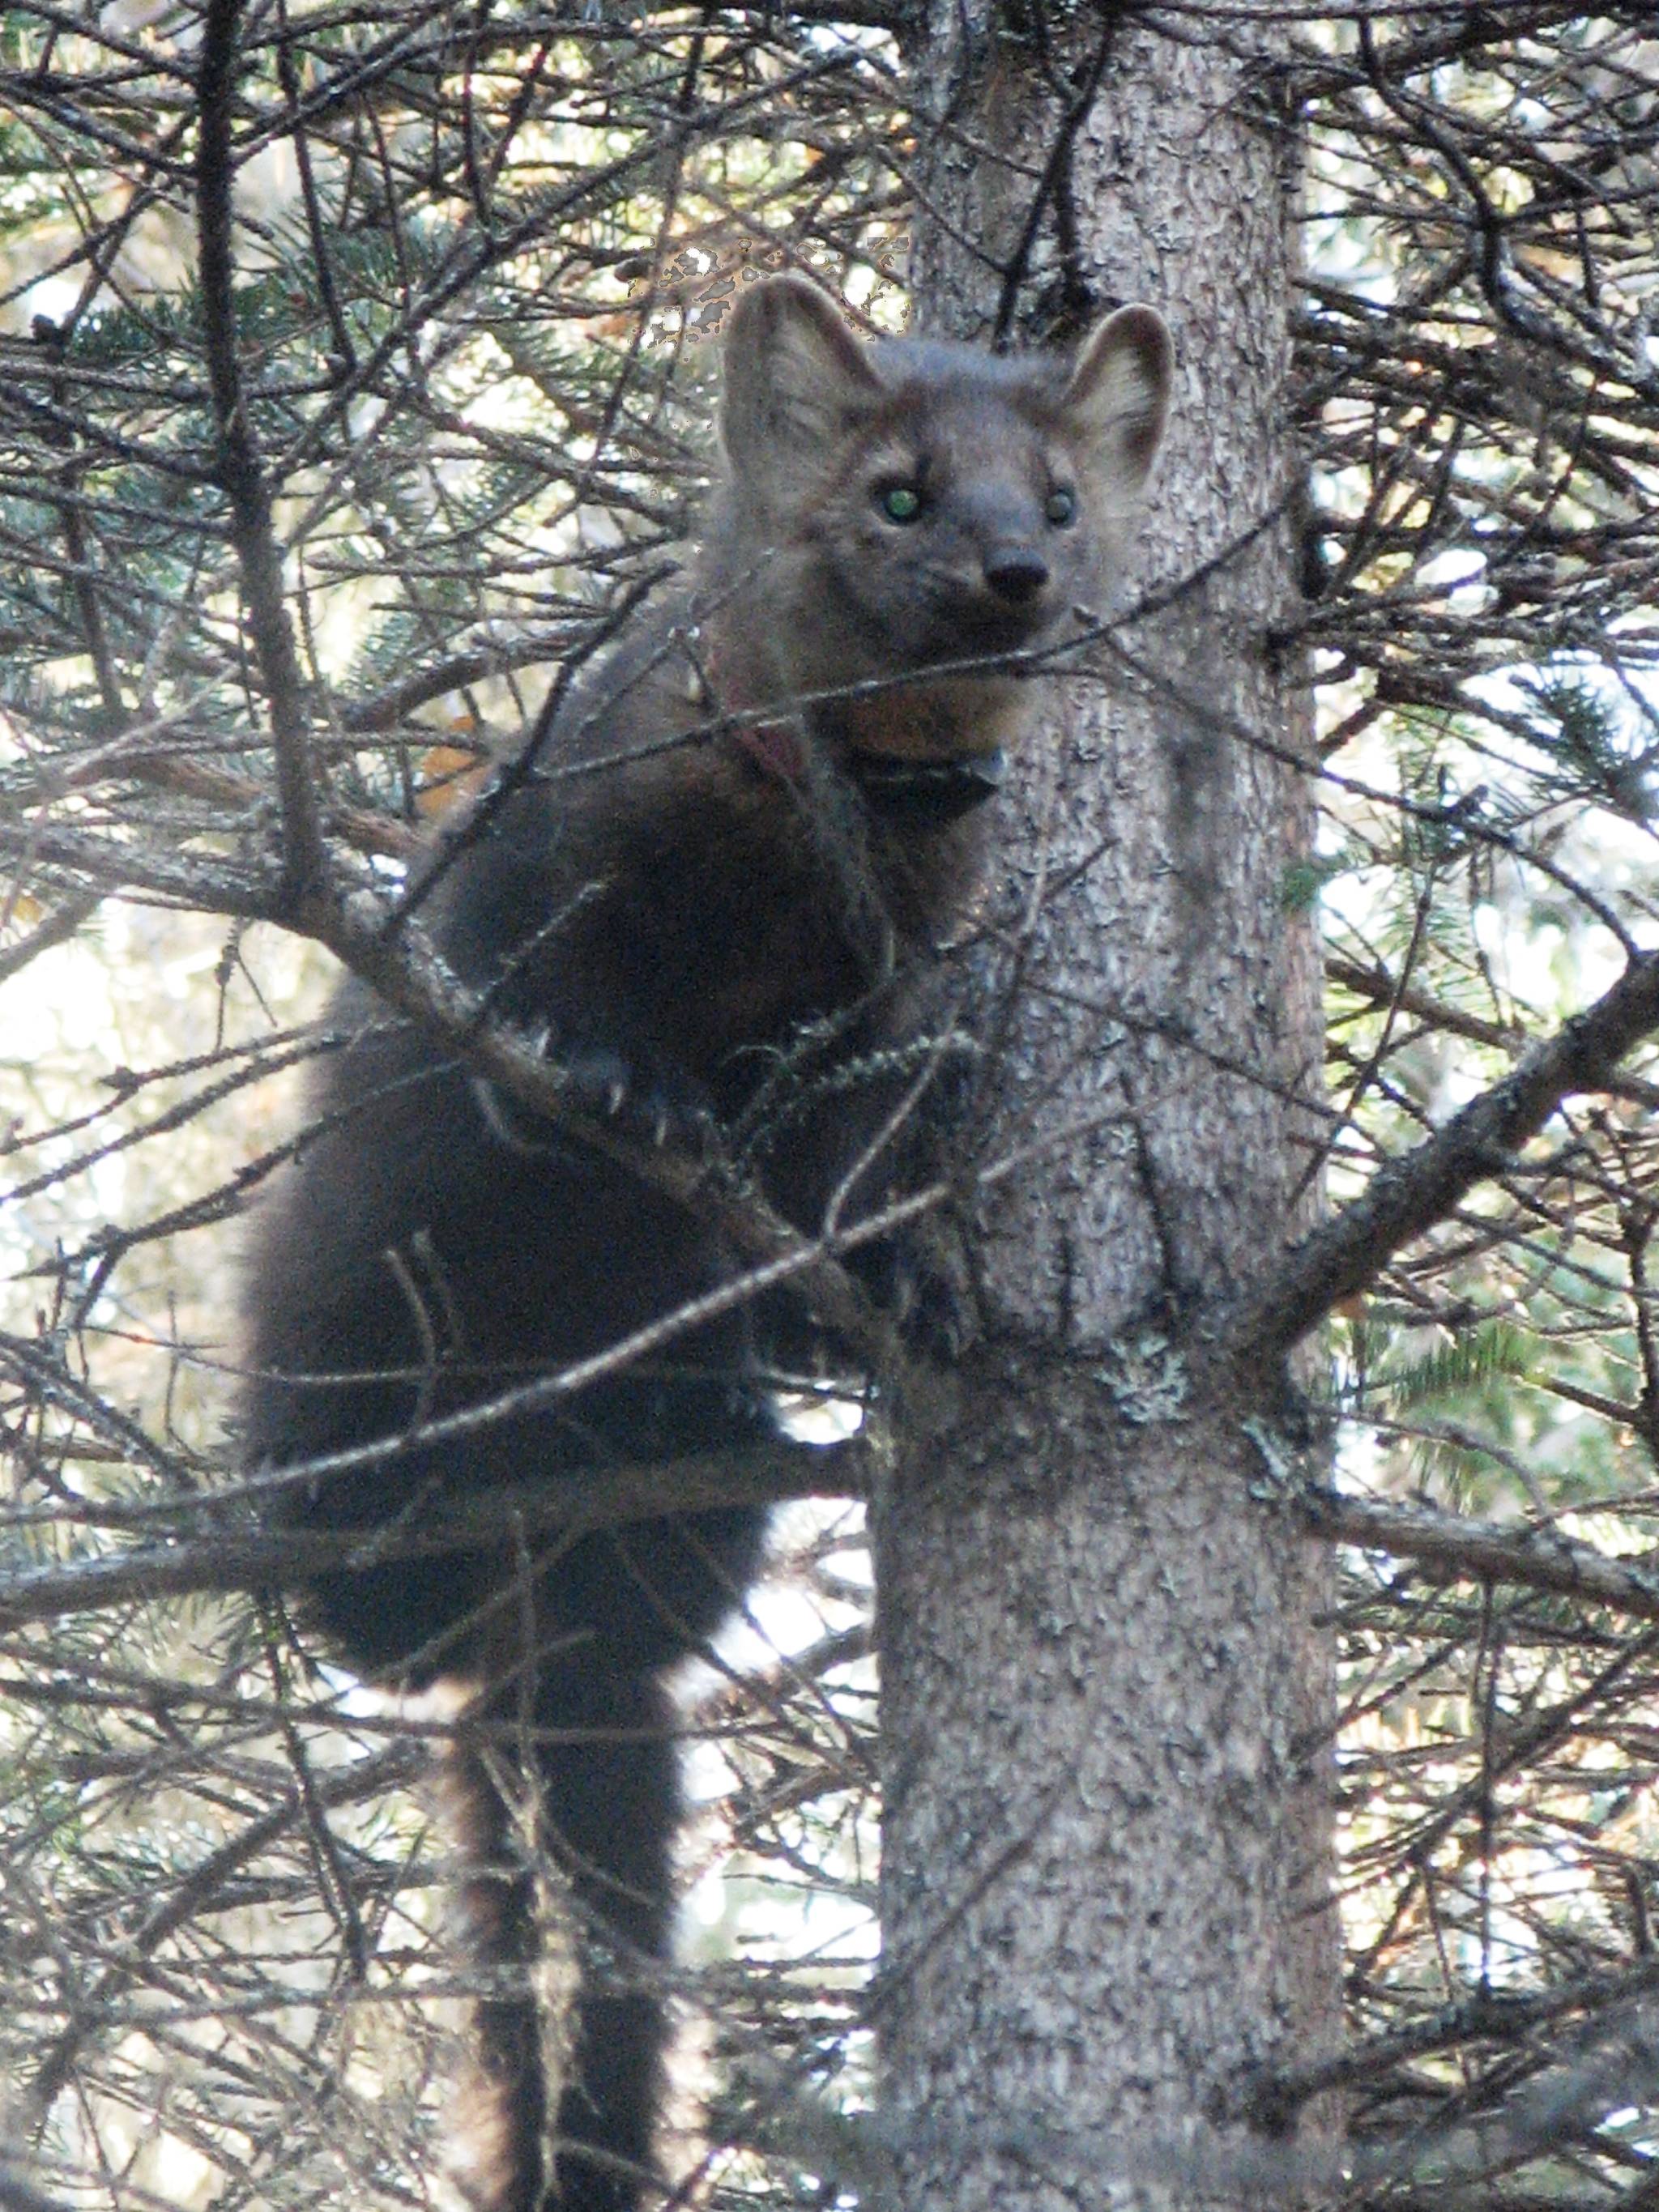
[983,545,1050,606]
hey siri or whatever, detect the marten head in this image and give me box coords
[711,274,1172,765]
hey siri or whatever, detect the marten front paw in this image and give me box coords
[560,1042,715,1153]
[471,1040,714,1160]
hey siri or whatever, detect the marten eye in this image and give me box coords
[1045,488,1077,527]
[878,483,923,525]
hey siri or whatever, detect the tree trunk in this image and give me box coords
[875,12,1338,2208]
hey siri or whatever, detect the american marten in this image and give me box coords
[240,274,1171,2212]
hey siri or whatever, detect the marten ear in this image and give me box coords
[1060,305,1173,498]
[721,275,885,505]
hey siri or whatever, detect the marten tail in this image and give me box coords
[450,1670,681,2212]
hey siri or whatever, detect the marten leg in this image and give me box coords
[451,1667,684,2212]
[544,1670,682,2212]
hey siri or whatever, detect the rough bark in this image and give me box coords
[874,12,1338,2208]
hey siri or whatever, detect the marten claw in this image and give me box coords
[473,1046,710,1161]
[560,1044,713,1156]
[554,1042,632,1117]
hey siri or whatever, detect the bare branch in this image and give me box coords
[1237,952,1659,1361]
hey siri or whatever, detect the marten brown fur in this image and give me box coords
[240,275,1171,2212]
